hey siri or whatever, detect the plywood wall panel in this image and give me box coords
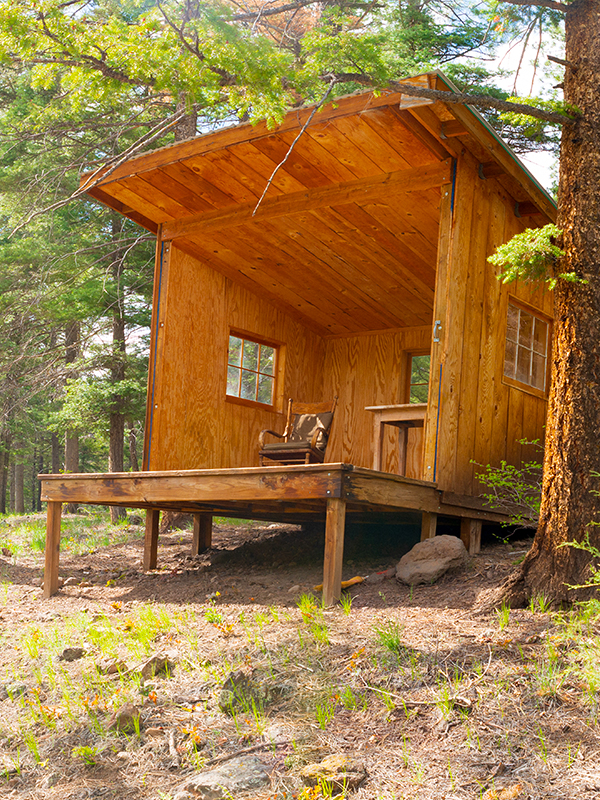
[323,327,430,473]
[148,245,325,471]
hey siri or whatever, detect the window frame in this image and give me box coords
[502,297,552,399]
[225,329,283,411]
[404,350,431,405]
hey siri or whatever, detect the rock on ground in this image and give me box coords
[300,754,367,791]
[175,755,270,799]
[396,534,467,585]
[218,668,294,713]
[107,703,141,734]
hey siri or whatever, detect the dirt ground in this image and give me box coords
[1,518,599,800]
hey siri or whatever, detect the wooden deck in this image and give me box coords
[40,463,510,604]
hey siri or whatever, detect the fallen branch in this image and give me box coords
[205,738,297,767]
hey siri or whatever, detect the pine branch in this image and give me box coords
[496,0,570,12]
[332,74,576,126]
[229,0,377,22]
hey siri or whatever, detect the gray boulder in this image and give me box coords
[396,535,467,585]
[176,755,270,799]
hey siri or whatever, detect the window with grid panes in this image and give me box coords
[227,334,276,406]
[408,354,430,403]
[504,302,549,392]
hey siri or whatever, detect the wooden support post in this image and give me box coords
[323,497,346,606]
[43,501,62,599]
[460,518,482,554]
[144,508,160,571]
[421,511,437,540]
[192,512,212,555]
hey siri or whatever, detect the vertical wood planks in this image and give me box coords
[435,154,476,489]
[453,177,491,493]
[323,497,346,606]
[43,502,62,598]
[423,185,453,482]
[148,245,326,471]
[143,232,171,469]
[144,509,161,571]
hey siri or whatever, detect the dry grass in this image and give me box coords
[0,514,598,800]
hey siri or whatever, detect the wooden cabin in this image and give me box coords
[40,72,556,603]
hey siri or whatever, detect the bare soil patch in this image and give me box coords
[0,517,598,800]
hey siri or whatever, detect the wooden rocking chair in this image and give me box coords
[258,397,338,466]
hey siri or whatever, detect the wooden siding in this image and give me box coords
[423,152,553,494]
[147,245,325,471]
[323,327,431,477]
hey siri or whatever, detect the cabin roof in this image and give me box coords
[85,72,556,337]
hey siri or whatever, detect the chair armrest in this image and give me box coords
[259,429,285,449]
[310,429,327,450]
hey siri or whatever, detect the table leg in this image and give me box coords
[398,425,409,476]
[372,417,384,471]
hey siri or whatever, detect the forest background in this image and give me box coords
[0,0,564,522]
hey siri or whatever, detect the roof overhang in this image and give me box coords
[83,72,556,337]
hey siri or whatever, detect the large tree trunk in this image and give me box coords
[174,96,197,141]
[507,0,600,606]
[14,446,24,515]
[128,421,140,472]
[51,433,61,474]
[0,431,11,515]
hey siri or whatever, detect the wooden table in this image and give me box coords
[365,403,427,474]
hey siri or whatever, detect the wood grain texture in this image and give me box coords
[161,161,451,242]
[145,245,325,471]
[421,511,438,540]
[426,158,553,496]
[460,518,482,554]
[192,512,212,554]
[323,497,346,606]
[39,464,517,524]
[144,509,160,571]
[323,328,430,474]
[43,502,62,598]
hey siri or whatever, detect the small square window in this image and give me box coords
[504,302,549,392]
[227,333,277,407]
[408,354,430,404]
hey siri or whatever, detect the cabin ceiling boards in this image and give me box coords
[86,73,555,336]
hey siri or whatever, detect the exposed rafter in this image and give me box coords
[160,160,452,241]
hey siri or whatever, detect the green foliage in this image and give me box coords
[474,443,542,528]
[488,224,574,289]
